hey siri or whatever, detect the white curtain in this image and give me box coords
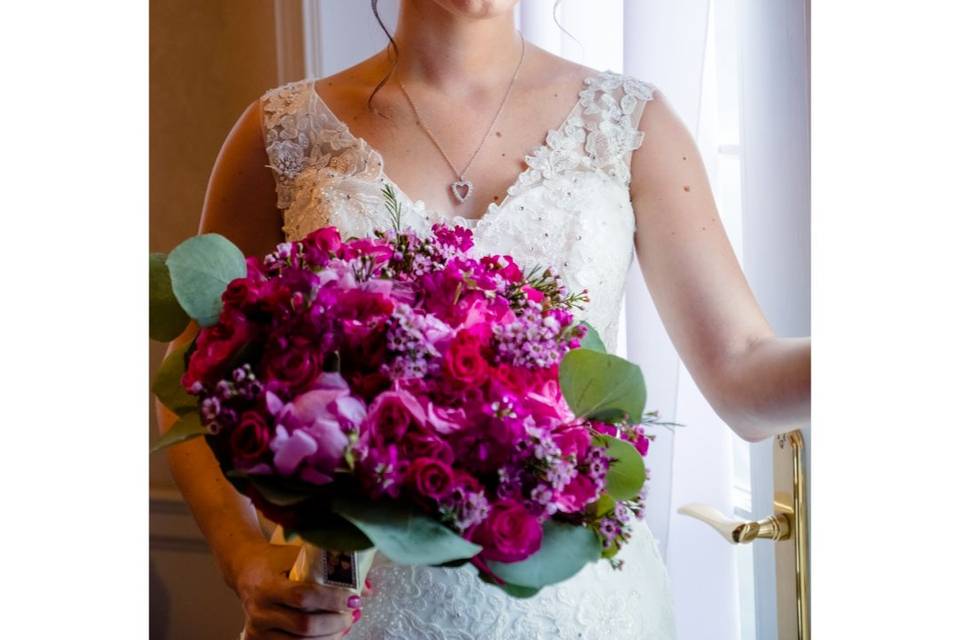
[297,3,809,639]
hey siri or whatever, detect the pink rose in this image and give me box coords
[425,403,466,435]
[406,457,455,500]
[470,499,543,563]
[230,411,271,465]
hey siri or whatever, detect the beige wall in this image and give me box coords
[150,2,301,637]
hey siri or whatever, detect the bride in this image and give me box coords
[157,0,811,638]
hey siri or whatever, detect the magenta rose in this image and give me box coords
[470,499,543,563]
[182,311,253,389]
[365,389,425,444]
[402,431,455,464]
[230,411,271,465]
[443,331,490,385]
[265,348,321,392]
[221,277,256,309]
[406,457,455,500]
[302,226,342,257]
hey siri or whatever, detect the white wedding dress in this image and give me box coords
[259,71,677,640]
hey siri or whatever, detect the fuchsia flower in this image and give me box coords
[182,222,651,573]
[469,499,543,563]
[364,388,426,445]
[230,411,271,465]
[443,330,490,386]
[182,310,254,389]
[406,457,456,501]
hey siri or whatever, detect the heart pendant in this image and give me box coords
[450,179,474,203]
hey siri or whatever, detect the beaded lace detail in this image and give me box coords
[259,71,675,639]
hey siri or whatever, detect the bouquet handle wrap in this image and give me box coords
[271,526,376,595]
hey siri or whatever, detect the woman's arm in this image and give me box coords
[629,91,810,442]
[157,100,357,638]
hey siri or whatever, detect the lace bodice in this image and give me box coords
[259,71,675,639]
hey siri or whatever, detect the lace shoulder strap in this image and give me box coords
[576,71,657,184]
[260,79,369,211]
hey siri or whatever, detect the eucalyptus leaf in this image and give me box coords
[559,349,646,422]
[151,412,204,453]
[498,582,542,599]
[294,514,374,553]
[334,499,481,566]
[577,322,606,353]
[150,253,191,341]
[166,234,246,327]
[487,521,601,589]
[597,435,647,501]
[248,478,313,507]
[152,341,196,415]
[477,571,542,598]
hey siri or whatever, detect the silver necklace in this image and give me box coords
[398,35,526,204]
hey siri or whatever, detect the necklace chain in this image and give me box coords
[398,34,525,203]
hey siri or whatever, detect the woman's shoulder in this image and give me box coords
[530,49,656,99]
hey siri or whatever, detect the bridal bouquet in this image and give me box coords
[150,188,658,597]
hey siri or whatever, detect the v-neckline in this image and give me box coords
[307,73,597,227]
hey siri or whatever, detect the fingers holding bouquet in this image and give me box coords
[236,543,361,639]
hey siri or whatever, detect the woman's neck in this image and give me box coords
[391,0,522,94]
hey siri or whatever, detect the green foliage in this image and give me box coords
[151,412,204,453]
[166,234,246,327]
[576,322,606,353]
[558,349,646,423]
[149,253,190,341]
[151,341,196,415]
[382,184,403,232]
[590,493,616,518]
[596,435,647,501]
[487,521,601,589]
[497,582,542,598]
[293,515,375,553]
[478,571,541,598]
[248,478,313,507]
[334,499,481,566]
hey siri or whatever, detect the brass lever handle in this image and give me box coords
[677,503,792,543]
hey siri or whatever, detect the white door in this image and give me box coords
[680,1,811,638]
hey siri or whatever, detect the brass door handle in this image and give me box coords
[677,503,791,543]
[676,431,809,640]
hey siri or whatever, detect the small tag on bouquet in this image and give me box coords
[273,526,375,595]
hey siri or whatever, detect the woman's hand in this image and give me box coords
[233,542,362,639]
